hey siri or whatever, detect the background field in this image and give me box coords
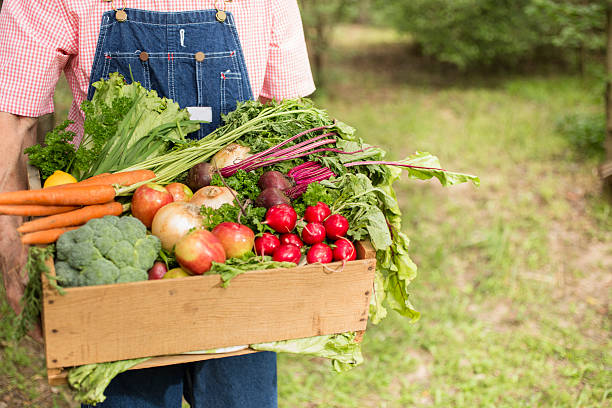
[1,24,611,408]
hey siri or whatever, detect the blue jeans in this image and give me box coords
[83,352,277,408]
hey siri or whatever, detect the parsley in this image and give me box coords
[24,120,77,179]
[210,169,262,201]
[200,203,268,234]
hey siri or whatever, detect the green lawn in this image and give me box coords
[1,25,611,407]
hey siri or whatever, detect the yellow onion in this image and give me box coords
[210,143,251,170]
[151,202,203,251]
[190,186,237,209]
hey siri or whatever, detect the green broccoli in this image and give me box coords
[55,216,161,287]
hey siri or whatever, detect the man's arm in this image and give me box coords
[0,112,38,315]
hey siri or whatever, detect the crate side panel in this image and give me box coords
[43,259,375,368]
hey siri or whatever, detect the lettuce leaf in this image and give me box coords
[251,332,364,372]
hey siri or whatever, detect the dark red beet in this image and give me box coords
[264,204,297,233]
[301,222,326,245]
[304,202,331,223]
[258,171,292,191]
[306,243,333,264]
[280,233,303,248]
[255,187,290,208]
[186,162,212,191]
[324,214,349,240]
[254,233,280,256]
[332,238,356,261]
[272,244,302,264]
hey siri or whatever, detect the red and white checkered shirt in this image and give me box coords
[0,0,315,134]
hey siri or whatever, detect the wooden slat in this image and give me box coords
[42,258,376,369]
[47,349,260,386]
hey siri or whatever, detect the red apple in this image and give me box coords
[148,261,168,280]
[174,228,226,275]
[165,182,193,202]
[131,183,174,228]
[212,222,255,259]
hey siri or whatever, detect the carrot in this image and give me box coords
[17,202,123,233]
[0,204,80,216]
[77,170,156,186]
[20,226,82,245]
[0,184,116,206]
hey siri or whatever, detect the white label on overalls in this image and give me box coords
[187,106,212,122]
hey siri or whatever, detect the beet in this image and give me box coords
[255,187,290,208]
[258,171,292,191]
[186,162,212,191]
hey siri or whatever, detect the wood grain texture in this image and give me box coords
[42,256,376,369]
[47,349,260,385]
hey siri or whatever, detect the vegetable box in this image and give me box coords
[41,241,376,385]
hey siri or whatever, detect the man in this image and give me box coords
[0,1,315,406]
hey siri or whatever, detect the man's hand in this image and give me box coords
[0,112,38,318]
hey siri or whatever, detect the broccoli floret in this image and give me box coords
[81,258,120,286]
[55,261,83,287]
[116,216,146,242]
[52,215,161,288]
[116,266,148,283]
[133,235,161,270]
[106,240,136,269]
[88,218,122,256]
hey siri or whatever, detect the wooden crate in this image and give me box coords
[41,241,376,385]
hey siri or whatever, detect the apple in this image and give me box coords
[175,228,226,275]
[131,183,174,228]
[148,261,168,280]
[165,182,193,202]
[162,267,191,279]
[212,222,255,258]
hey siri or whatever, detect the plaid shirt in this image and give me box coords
[0,0,315,134]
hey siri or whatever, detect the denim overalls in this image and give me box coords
[87,8,253,138]
[83,8,276,408]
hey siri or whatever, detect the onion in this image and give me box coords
[190,186,237,209]
[151,202,204,251]
[210,143,251,170]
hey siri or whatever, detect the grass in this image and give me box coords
[2,25,611,407]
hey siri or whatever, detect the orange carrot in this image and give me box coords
[77,170,156,186]
[20,226,82,245]
[0,204,80,216]
[0,184,116,206]
[17,202,123,233]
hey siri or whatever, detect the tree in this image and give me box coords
[298,0,359,87]
[602,3,612,191]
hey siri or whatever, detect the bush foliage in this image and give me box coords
[375,0,607,69]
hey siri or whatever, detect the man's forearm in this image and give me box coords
[0,111,38,315]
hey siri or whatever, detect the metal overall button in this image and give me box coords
[195,52,205,62]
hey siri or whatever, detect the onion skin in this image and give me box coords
[151,202,204,251]
[190,186,237,209]
[210,143,251,170]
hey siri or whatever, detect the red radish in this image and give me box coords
[333,238,356,261]
[264,204,297,233]
[272,244,302,264]
[148,261,168,280]
[301,222,326,245]
[280,233,303,248]
[307,243,333,264]
[304,202,331,223]
[254,233,280,256]
[324,214,349,240]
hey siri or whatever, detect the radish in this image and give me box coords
[324,214,349,240]
[272,244,302,264]
[333,238,356,261]
[264,204,297,233]
[280,233,303,248]
[306,243,333,264]
[254,233,280,256]
[304,202,331,223]
[301,222,326,245]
